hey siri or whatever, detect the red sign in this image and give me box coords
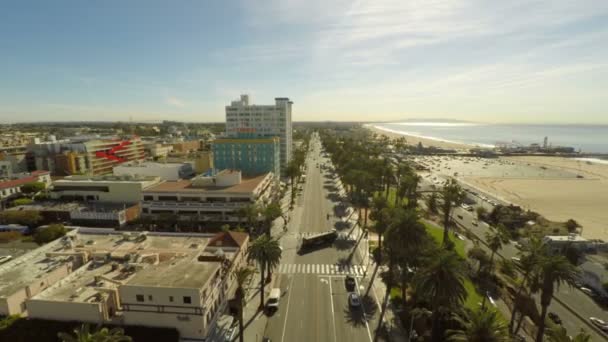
[95,140,132,163]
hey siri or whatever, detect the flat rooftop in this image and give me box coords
[144,173,268,194]
[23,230,245,303]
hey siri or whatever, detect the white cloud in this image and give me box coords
[165,96,185,108]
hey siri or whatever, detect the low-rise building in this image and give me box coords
[543,234,590,252]
[114,161,195,181]
[0,170,51,203]
[17,228,249,340]
[50,174,161,204]
[8,202,141,227]
[142,170,274,222]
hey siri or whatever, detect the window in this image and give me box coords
[183,296,192,304]
[136,294,144,302]
[169,296,174,302]
[148,295,153,301]
[143,195,154,201]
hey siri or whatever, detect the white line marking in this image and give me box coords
[355,277,373,342]
[281,276,295,342]
[328,276,338,342]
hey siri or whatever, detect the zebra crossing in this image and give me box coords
[276,263,366,276]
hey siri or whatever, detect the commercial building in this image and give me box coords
[212,136,280,177]
[50,174,161,204]
[114,161,195,181]
[193,151,214,174]
[225,95,293,169]
[26,136,146,176]
[2,228,249,341]
[141,170,274,222]
[8,202,141,227]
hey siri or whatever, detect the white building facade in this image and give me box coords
[225,95,293,170]
[113,161,194,181]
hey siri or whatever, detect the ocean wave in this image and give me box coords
[369,125,495,149]
[574,158,608,165]
[385,121,482,127]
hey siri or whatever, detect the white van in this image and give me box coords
[267,288,281,309]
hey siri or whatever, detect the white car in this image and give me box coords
[590,317,608,332]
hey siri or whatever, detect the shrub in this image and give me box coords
[11,198,33,207]
[0,231,22,243]
[33,224,67,245]
[20,182,45,194]
[0,211,42,227]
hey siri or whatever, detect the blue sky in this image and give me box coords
[1,0,608,124]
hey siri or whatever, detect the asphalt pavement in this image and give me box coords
[263,134,380,342]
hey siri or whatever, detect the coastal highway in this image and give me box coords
[419,176,608,340]
[263,134,379,342]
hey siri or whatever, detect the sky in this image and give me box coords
[1,0,608,124]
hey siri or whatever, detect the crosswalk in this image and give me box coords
[276,263,366,276]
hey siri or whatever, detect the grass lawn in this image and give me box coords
[423,221,483,311]
[422,221,465,258]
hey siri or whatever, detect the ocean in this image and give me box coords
[371,122,608,154]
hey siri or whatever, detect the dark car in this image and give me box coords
[548,312,562,325]
[345,275,356,291]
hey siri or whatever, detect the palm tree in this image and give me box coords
[485,225,509,274]
[58,324,131,342]
[369,195,390,262]
[447,309,509,342]
[247,236,282,309]
[509,237,546,333]
[285,161,300,206]
[233,267,255,342]
[534,254,579,342]
[426,192,439,214]
[415,250,468,342]
[439,179,465,247]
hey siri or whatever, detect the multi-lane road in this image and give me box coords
[263,134,379,342]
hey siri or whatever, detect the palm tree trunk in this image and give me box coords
[364,207,368,228]
[509,273,530,332]
[514,311,525,335]
[238,294,245,342]
[375,259,393,342]
[259,262,266,310]
[535,302,549,342]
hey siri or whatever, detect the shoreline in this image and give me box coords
[366,124,474,150]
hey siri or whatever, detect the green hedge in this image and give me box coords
[0,318,179,342]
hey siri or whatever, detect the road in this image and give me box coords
[419,176,608,340]
[264,133,379,342]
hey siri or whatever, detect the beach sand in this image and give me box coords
[367,125,471,151]
[454,156,608,240]
[368,125,608,239]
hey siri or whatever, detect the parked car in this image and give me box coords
[348,293,361,308]
[590,317,608,332]
[345,275,356,291]
[548,312,562,325]
[580,287,595,296]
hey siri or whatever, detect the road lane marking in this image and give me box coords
[328,276,338,342]
[281,276,295,342]
[354,277,373,342]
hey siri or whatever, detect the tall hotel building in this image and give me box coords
[225,95,293,168]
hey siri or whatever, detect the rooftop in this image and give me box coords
[56,174,160,183]
[8,201,138,213]
[544,235,588,242]
[17,229,246,303]
[144,173,269,194]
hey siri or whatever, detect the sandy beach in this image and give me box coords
[369,125,608,239]
[367,125,472,151]
[415,155,608,240]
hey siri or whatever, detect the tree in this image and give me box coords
[369,196,390,263]
[467,245,491,275]
[485,225,509,274]
[20,182,46,195]
[237,204,259,233]
[546,326,591,342]
[233,267,255,342]
[247,236,282,309]
[565,219,580,233]
[33,224,67,244]
[439,179,465,247]
[534,255,579,342]
[447,309,509,342]
[415,250,467,342]
[0,210,42,227]
[285,160,300,206]
[476,206,488,220]
[58,324,131,342]
[261,201,283,236]
[509,237,546,334]
[11,198,33,207]
[426,192,439,214]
